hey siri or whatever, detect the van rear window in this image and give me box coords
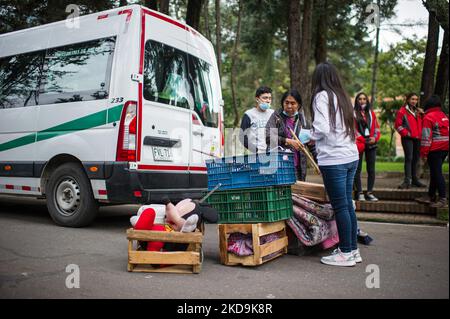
[143,40,219,128]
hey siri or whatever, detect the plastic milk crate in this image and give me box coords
[206,151,296,191]
[206,186,293,224]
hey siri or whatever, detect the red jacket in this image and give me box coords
[420,107,449,158]
[395,105,422,139]
[355,109,381,153]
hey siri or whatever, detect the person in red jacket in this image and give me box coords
[353,92,381,201]
[394,92,426,189]
[415,95,449,208]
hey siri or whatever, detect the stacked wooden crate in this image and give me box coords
[206,152,297,266]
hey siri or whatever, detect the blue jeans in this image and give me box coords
[320,160,359,253]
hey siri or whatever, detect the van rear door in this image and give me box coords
[139,11,192,189]
[186,31,221,183]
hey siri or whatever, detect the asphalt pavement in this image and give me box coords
[0,195,448,299]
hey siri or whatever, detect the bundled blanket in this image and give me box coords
[287,194,339,249]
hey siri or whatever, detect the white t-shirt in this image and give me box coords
[311,90,359,166]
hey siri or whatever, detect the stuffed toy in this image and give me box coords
[129,198,202,252]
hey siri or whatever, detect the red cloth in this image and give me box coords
[420,107,449,158]
[394,105,422,139]
[355,110,381,154]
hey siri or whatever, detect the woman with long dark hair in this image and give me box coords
[265,89,315,181]
[394,92,426,189]
[310,62,360,267]
[353,92,381,201]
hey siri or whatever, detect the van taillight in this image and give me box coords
[116,101,137,162]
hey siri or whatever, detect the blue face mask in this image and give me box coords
[283,111,298,117]
[259,102,271,111]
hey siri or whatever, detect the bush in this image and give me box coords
[376,135,394,158]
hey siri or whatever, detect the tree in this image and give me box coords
[159,0,170,14]
[144,0,158,10]
[314,0,328,64]
[422,0,449,32]
[420,11,440,104]
[230,0,243,127]
[434,30,449,107]
[288,0,302,95]
[186,0,205,30]
[120,0,128,6]
[215,0,222,75]
[299,0,314,119]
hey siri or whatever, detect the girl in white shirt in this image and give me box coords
[310,62,361,267]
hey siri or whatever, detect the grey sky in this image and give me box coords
[375,0,444,51]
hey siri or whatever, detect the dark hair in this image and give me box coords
[405,92,419,106]
[354,92,371,129]
[255,86,272,98]
[423,95,442,111]
[281,89,302,108]
[310,62,355,140]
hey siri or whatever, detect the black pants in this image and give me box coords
[401,137,421,183]
[354,147,377,193]
[428,151,448,199]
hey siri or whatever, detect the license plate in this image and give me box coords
[152,147,173,162]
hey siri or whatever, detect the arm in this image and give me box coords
[373,110,381,143]
[265,113,287,149]
[310,92,330,141]
[394,108,410,138]
[239,114,257,151]
[420,117,432,159]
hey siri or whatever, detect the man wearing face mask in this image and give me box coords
[239,86,274,153]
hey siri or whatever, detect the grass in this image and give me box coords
[362,161,449,173]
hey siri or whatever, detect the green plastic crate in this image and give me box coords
[206,186,293,223]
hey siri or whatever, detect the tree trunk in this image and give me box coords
[299,0,314,120]
[231,0,243,128]
[203,0,211,40]
[159,0,170,14]
[434,30,449,102]
[420,11,440,104]
[186,0,205,30]
[145,0,158,10]
[288,0,301,93]
[215,0,222,75]
[422,0,449,33]
[370,26,380,106]
[314,0,328,64]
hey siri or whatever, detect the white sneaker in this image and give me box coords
[321,248,356,267]
[352,249,362,263]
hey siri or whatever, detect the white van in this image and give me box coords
[0,5,224,227]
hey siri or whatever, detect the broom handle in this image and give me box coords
[288,128,321,175]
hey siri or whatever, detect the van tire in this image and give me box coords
[46,163,98,227]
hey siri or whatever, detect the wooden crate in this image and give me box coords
[291,181,329,203]
[126,227,204,274]
[218,221,288,266]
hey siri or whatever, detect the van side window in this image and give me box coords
[0,51,44,109]
[187,56,219,128]
[38,37,115,105]
[143,40,193,109]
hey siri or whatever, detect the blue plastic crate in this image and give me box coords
[206,151,296,190]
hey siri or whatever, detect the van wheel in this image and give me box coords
[46,163,98,227]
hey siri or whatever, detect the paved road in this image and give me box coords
[0,195,448,299]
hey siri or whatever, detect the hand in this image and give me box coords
[286,138,302,151]
[368,137,376,145]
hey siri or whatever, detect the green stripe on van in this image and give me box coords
[0,104,124,152]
